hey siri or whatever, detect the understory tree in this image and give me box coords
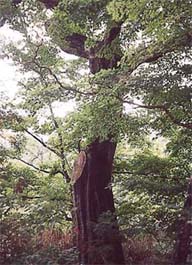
[0,1,192,264]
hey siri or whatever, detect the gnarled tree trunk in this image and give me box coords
[73,140,125,264]
[173,177,192,265]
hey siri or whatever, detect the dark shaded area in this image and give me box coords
[173,177,192,265]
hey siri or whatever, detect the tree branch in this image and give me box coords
[24,47,93,96]
[39,0,59,9]
[33,61,93,96]
[5,1,89,60]
[24,129,61,156]
[11,154,64,176]
[122,98,192,129]
[89,22,123,73]
[3,207,11,216]
[48,102,71,182]
[94,22,123,53]
[11,156,51,174]
[127,30,192,73]
[64,33,89,59]
[113,170,167,178]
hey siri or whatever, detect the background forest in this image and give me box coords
[0,1,192,265]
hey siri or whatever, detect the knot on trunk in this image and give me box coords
[71,151,86,183]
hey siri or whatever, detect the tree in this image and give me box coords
[0,0,192,264]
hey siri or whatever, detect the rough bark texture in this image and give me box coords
[73,140,125,264]
[38,0,59,8]
[173,177,192,265]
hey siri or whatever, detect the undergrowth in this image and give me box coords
[0,218,172,265]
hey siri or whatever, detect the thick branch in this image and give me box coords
[7,1,88,59]
[94,22,122,53]
[39,0,59,9]
[127,31,192,73]
[89,22,123,73]
[40,0,93,59]
[64,33,89,59]
[57,23,122,60]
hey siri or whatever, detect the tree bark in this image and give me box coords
[173,177,192,265]
[73,140,125,264]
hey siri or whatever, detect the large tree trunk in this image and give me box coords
[70,26,124,264]
[173,177,192,265]
[73,140,125,264]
